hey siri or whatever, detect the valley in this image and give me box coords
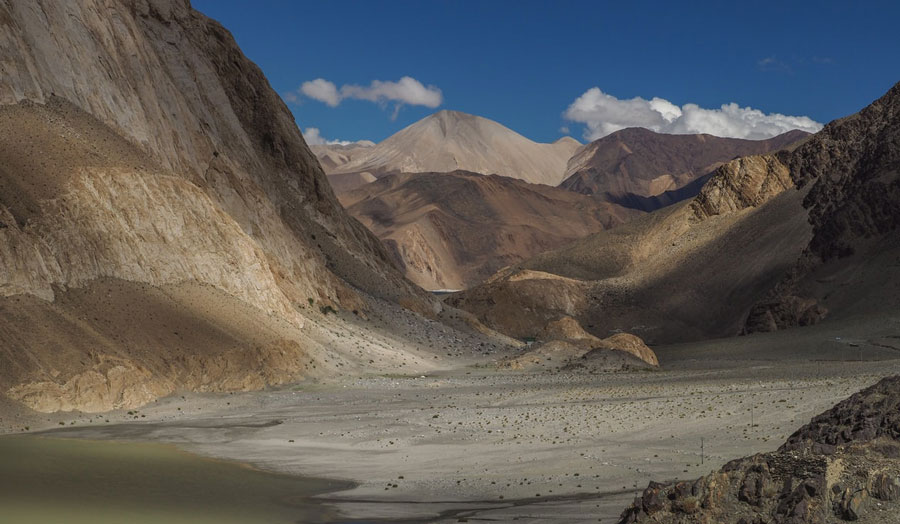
[1,1,898,523]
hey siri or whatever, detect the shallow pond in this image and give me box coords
[0,435,352,523]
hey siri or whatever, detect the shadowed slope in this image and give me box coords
[340,171,636,289]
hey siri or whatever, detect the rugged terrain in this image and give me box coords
[620,374,900,524]
[561,127,808,211]
[0,0,463,413]
[339,171,635,289]
[450,84,899,345]
[448,152,810,344]
[9,317,900,523]
[746,82,900,334]
[320,110,581,188]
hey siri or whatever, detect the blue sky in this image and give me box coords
[193,0,899,145]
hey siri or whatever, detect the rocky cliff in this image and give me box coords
[745,81,900,333]
[0,0,436,412]
[619,375,900,523]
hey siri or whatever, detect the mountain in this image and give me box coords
[561,128,809,211]
[449,83,899,345]
[0,0,441,412]
[744,81,900,334]
[619,375,900,524]
[339,171,636,290]
[447,152,810,344]
[325,110,581,189]
[310,141,374,172]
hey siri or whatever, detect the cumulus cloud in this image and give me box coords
[300,78,341,107]
[292,76,443,115]
[564,88,823,141]
[302,127,352,146]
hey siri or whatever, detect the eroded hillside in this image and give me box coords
[0,0,442,412]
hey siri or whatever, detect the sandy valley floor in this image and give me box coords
[3,314,900,523]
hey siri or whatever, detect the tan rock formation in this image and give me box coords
[0,0,437,412]
[500,316,658,370]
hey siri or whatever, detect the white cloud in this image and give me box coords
[292,76,443,114]
[300,78,341,107]
[302,127,352,146]
[340,77,443,108]
[564,88,823,141]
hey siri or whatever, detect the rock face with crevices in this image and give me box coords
[0,0,436,412]
[745,81,900,334]
[619,376,900,524]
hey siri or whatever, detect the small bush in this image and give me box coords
[320,305,337,315]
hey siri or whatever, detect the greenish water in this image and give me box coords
[0,435,351,524]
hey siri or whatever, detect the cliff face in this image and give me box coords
[745,82,900,333]
[0,0,435,412]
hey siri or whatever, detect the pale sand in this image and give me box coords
[7,316,900,523]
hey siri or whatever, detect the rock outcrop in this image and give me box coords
[0,0,436,412]
[745,81,900,333]
[499,316,658,371]
[619,376,900,524]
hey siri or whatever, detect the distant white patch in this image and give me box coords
[293,76,443,115]
[564,88,823,141]
[559,126,570,134]
[302,127,351,146]
[300,79,341,107]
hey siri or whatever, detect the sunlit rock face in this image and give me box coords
[0,0,435,412]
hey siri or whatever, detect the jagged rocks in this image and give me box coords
[745,81,900,334]
[618,376,900,524]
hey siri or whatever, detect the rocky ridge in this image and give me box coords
[619,375,900,524]
[746,81,900,333]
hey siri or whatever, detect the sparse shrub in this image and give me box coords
[320,305,337,315]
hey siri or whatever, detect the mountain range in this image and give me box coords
[449,82,900,346]
[316,113,809,289]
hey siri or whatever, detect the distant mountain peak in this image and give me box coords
[324,110,581,186]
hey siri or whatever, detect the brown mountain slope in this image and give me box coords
[561,128,809,211]
[745,81,900,333]
[450,83,900,346]
[339,171,636,290]
[619,375,900,524]
[0,0,439,412]
[448,153,812,344]
[327,110,581,188]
